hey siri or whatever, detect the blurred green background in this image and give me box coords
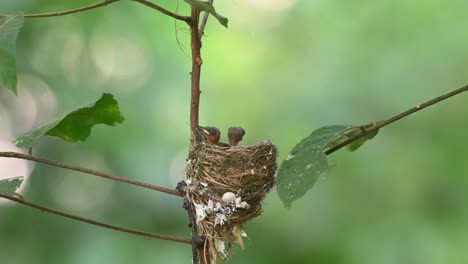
[1,0,468,263]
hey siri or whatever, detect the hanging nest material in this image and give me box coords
[183,128,278,262]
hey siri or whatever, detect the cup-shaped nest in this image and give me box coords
[184,129,278,262]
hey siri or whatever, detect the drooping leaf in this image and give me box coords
[276,125,353,208]
[13,93,125,149]
[325,122,380,152]
[0,176,24,195]
[0,13,24,95]
[184,0,228,27]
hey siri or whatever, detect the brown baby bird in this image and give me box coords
[228,127,246,146]
[200,126,221,145]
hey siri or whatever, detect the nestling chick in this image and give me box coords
[200,126,221,145]
[228,127,246,146]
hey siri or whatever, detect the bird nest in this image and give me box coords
[182,128,278,262]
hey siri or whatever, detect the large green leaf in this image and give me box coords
[276,125,353,208]
[184,0,228,27]
[13,93,125,149]
[0,13,24,95]
[0,176,24,195]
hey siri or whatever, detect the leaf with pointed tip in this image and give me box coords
[276,125,353,208]
[0,176,24,195]
[184,0,228,27]
[13,93,125,149]
[0,13,24,95]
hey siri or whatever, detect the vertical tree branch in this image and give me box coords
[188,6,209,264]
[190,7,203,129]
[182,198,201,264]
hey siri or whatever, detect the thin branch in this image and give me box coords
[24,0,120,18]
[325,84,468,155]
[132,0,191,23]
[0,152,182,197]
[199,0,213,39]
[188,7,208,264]
[0,194,191,244]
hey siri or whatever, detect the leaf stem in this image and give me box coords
[325,84,468,155]
[199,0,213,39]
[132,0,191,23]
[24,0,121,18]
[0,152,182,197]
[0,194,191,244]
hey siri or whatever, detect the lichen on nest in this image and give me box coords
[182,128,278,262]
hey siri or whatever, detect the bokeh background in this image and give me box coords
[1,0,468,263]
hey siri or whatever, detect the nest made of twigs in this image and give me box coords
[183,128,278,262]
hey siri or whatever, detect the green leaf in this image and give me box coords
[325,123,380,152]
[0,13,24,95]
[184,0,228,27]
[0,176,24,195]
[13,93,125,149]
[276,125,353,208]
[346,128,379,151]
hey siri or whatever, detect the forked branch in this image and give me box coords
[0,194,191,244]
[132,0,190,23]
